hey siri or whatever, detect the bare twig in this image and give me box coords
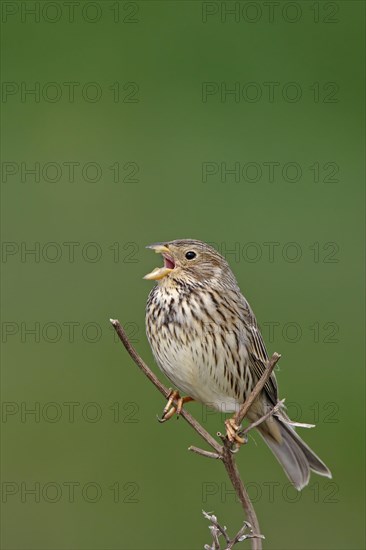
[221,444,262,547]
[110,318,281,550]
[188,446,222,460]
[203,510,265,550]
[241,399,286,436]
[234,352,281,427]
[203,510,231,545]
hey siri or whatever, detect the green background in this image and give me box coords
[1,1,364,549]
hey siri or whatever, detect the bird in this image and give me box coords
[144,238,331,490]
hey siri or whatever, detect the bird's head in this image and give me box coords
[144,239,238,288]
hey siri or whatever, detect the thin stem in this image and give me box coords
[234,352,281,427]
[188,446,222,460]
[202,510,231,545]
[222,446,262,550]
[203,510,265,550]
[242,399,285,436]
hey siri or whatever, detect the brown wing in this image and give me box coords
[238,295,279,406]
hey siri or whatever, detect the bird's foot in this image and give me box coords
[225,417,247,448]
[157,389,194,423]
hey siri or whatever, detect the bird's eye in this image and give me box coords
[185,251,196,260]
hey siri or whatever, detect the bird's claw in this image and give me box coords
[157,390,194,423]
[225,417,247,448]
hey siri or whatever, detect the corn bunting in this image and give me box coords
[144,239,331,490]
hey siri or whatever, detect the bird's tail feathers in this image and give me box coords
[258,415,332,491]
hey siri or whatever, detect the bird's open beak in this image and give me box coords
[144,243,176,280]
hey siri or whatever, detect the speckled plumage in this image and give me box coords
[145,239,331,489]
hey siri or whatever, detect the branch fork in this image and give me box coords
[203,510,265,550]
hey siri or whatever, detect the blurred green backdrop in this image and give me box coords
[1,1,364,549]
